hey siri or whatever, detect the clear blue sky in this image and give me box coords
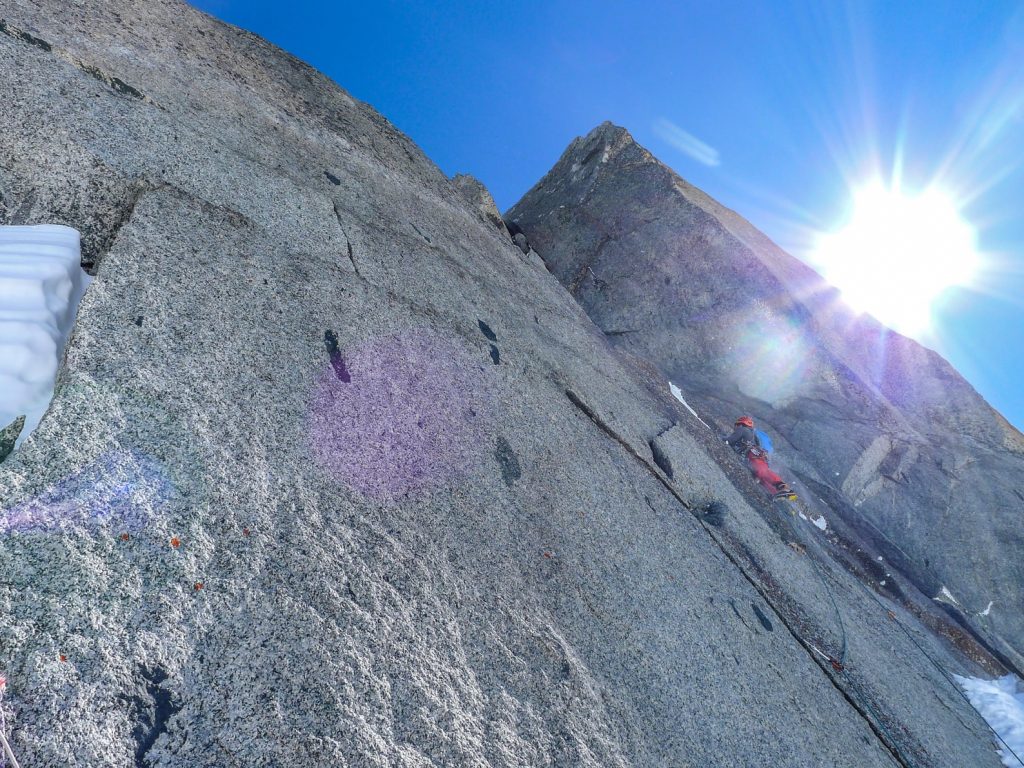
[191,0,1024,430]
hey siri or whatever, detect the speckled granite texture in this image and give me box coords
[0,3,1009,766]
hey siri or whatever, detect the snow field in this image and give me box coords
[955,674,1024,767]
[0,225,90,449]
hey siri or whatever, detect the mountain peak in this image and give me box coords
[509,126,1024,674]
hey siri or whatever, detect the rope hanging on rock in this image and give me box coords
[0,676,23,768]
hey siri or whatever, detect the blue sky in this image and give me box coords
[191,0,1024,430]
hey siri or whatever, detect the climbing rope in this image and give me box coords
[574,382,1018,766]
[665,388,931,766]
[833,545,1024,768]
[0,676,22,768]
[775,502,930,767]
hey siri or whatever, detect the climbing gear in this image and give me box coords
[754,429,774,454]
[747,445,769,461]
[735,416,754,428]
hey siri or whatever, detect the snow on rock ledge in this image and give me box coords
[0,225,90,450]
[954,674,1024,767]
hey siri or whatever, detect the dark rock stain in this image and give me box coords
[0,19,52,51]
[130,665,181,767]
[324,170,341,185]
[134,316,143,327]
[489,344,500,365]
[704,500,727,527]
[323,329,351,382]
[477,319,497,341]
[752,603,774,632]
[495,436,522,487]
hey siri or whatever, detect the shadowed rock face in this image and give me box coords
[0,4,1011,767]
[507,122,1024,670]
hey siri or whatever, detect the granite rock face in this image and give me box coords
[0,4,1011,767]
[452,173,510,239]
[507,122,1024,670]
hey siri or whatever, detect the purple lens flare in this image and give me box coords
[308,328,494,499]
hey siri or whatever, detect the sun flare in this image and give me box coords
[813,183,978,335]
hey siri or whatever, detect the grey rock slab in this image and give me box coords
[0,3,1003,767]
[508,121,1024,670]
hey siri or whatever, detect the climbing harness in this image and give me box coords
[747,445,769,461]
[0,676,22,768]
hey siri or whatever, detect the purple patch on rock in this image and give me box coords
[309,328,493,498]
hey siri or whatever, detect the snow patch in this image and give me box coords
[982,601,995,617]
[811,515,827,531]
[934,585,962,608]
[0,225,89,449]
[668,382,712,430]
[953,674,1024,767]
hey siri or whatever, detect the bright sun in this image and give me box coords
[813,183,978,335]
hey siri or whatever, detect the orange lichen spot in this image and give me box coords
[194,582,204,591]
[242,528,251,537]
[542,551,553,559]
[59,654,67,663]
[120,533,130,542]
[170,537,181,548]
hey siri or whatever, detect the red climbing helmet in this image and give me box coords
[735,416,754,428]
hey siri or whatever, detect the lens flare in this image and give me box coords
[308,327,494,499]
[0,448,173,535]
[813,183,979,335]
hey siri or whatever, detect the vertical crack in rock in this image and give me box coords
[410,221,431,243]
[649,437,674,478]
[323,329,351,382]
[332,200,360,276]
[82,179,152,274]
[131,665,181,767]
[568,234,612,296]
[729,598,754,632]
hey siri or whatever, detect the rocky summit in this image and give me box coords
[0,3,1018,767]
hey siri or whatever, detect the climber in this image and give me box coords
[724,416,795,500]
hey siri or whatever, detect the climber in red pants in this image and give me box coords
[724,416,795,500]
